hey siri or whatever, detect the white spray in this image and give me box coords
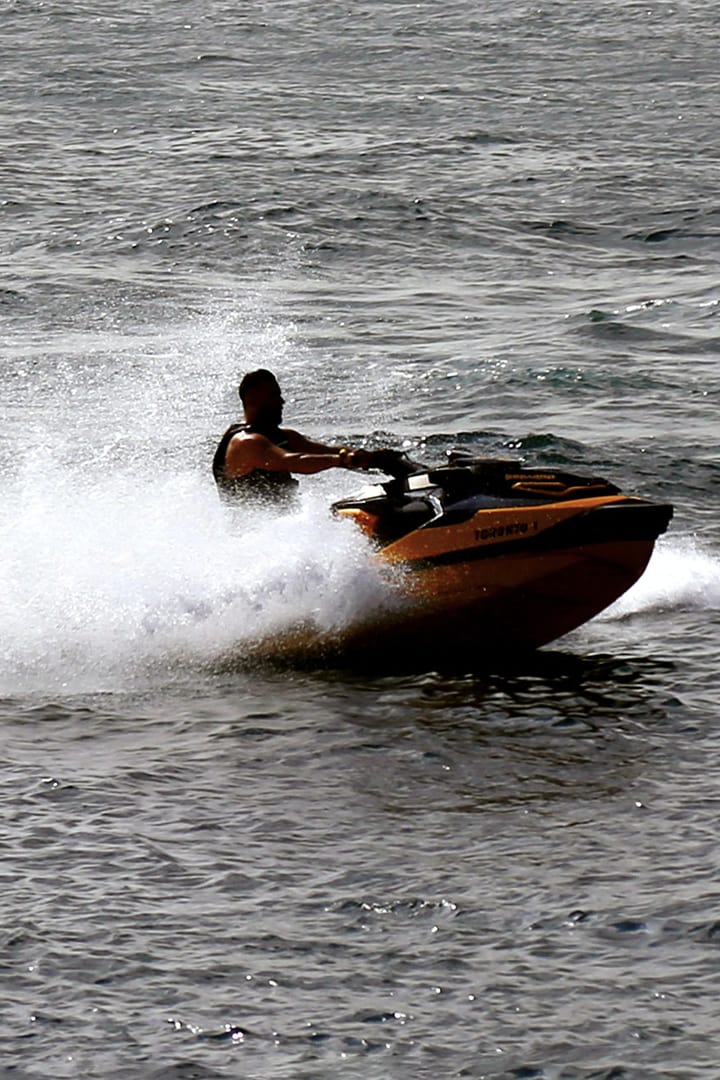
[599,536,720,621]
[0,301,393,695]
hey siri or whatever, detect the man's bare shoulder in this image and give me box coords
[229,428,269,443]
[230,429,277,453]
[225,430,271,468]
[225,429,293,475]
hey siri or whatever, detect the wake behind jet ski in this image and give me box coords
[328,449,673,658]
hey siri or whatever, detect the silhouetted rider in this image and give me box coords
[213,369,388,505]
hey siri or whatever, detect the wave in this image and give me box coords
[0,468,389,696]
[0,296,404,696]
[599,538,720,620]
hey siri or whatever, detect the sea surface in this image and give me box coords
[2,2,720,1077]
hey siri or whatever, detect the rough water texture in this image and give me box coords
[1,2,719,1077]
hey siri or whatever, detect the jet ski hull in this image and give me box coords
[338,537,659,660]
[243,457,673,667]
[329,462,673,662]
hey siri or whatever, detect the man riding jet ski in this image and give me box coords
[212,369,391,506]
[213,372,672,658]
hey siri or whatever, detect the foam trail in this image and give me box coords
[599,537,720,620]
[0,464,390,695]
[0,300,399,696]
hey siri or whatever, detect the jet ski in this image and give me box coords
[327,450,673,659]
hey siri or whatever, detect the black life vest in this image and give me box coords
[212,422,299,506]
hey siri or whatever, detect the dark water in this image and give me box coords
[2,2,720,1077]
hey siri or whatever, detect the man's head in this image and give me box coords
[238,369,284,427]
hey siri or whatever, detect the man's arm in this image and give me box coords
[282,429,341,454]
[283,429,380,469]
[225,431,358,477]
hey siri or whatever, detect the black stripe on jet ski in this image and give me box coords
[402,501,674,570]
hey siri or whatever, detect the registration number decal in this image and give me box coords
[474,520,539,542]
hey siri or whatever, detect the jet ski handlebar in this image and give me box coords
[365,449,426,478]
[365,449,522,483]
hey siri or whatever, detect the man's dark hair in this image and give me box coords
[238,369,277,403]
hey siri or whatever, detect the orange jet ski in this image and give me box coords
[330,450,673,659]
